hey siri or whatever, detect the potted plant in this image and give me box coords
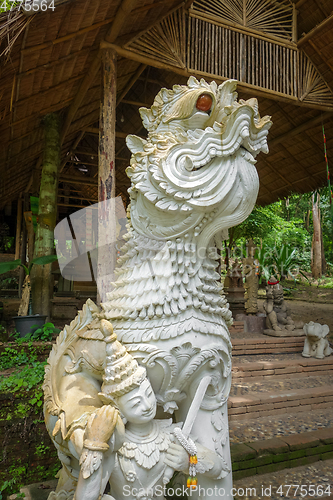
[0,255,58,337]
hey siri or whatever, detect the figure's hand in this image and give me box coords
[84,405,119,452]
[164,443,189,473]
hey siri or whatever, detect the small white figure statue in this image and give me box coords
[302,321,332,359]
[46,315,224,500]
[263,276,304,336]
[45,77,272,500]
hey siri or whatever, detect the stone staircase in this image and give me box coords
[229,335,333,491]
[229,357,333,421]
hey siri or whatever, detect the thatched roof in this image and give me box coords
[0,0,333,214]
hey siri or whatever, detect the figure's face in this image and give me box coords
[117,378,156,425]
[273,288,284,305]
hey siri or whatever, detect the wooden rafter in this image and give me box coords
[117,64,147,106]
[298,12,333,48]
[269,111,332,147]
[60,0,143,146]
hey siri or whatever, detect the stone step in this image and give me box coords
[232,336,304,356]
[232,356,333,382]
[228,385,333,421]
[231,427,333,482]
[230,373,333,398]
[233,457,333,499]
[229,321,245,334]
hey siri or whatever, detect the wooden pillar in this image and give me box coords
[97,48,117,304]
[15,196,22,260]
[31,113,61,317]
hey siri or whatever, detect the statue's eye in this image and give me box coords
[196,94,213,112]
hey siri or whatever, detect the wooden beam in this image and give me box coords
[17,48,93,78]
[59,175,98,186]
[59,131,85,173]
[57,202,96,208]
[14,74,83,108]
[97,47,117,304]
[22,17,115,54]
[298,12,333,47]
[102,41,333,112]
[258,169,326,200]
[60,0,140,146]
[58,195,98,203]
[116,63,147,105]
[84,127,145,139]
[269,112,333,148]
[122,98,151,107]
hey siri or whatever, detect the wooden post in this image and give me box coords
[97,48,117,304]
[31,113,61,318]
[15,196,22,260]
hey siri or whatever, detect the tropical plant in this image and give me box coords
[27,321,60,341]
[254,244,308,283]
[0,255,58,316]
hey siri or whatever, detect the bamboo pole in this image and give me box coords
[97,48,117,304]
[31,113,61,318]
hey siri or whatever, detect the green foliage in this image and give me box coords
[254,244,308,283]
[227,191,333,278]
[0,464,26,500]
[0,360,46,396]
[0,255,58,277]
[27,322,60,342]
[0,275,19,289]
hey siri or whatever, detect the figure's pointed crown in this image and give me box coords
[99,319,146,404]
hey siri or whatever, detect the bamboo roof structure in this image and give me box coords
[0,0,333,214]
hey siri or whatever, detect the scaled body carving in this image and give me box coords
[44,78,271,500]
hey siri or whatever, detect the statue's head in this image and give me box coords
[126,77,272,250]
[273,286,284,305]
[115,377,156,425]
[303,321,329,339]
[98,320,156,423]
[266,277,283,304]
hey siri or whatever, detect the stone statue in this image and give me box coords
[302,321,332,359]
[44,308,227,500]
[263,277,303,336]
[44,77,272,500]
[242,240,259,315]
[223,260,246,318]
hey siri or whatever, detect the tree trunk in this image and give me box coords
[15,196,22,260]
[311,193,322,279]
[97,48,117,304]
[320,210,327,275]
[31,113,61,318]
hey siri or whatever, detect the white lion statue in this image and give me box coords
[43,77,272,500]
